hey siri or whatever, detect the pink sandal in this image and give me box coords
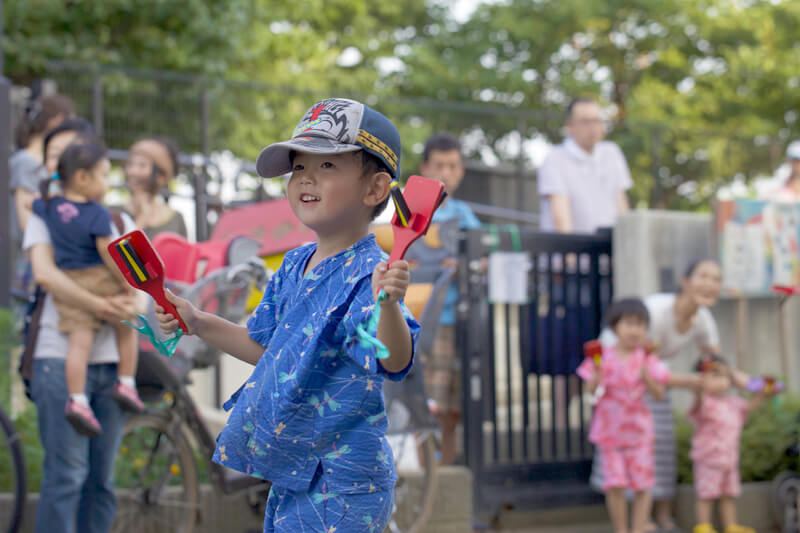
[65,399,102,437]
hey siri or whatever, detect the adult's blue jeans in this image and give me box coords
[31,359,126,533]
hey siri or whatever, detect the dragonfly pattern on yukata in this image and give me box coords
[213,234,420,495]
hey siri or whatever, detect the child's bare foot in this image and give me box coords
[113,381,145,412]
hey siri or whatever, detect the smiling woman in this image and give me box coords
[123,137,187,240]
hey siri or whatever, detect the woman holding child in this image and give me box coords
[24,119,139,533]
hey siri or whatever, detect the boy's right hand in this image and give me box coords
[155,290,200,336]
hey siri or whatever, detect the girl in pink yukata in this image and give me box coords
[689,355,771,533]
[577,298,670,533]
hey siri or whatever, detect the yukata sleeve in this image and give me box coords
[732,396,750,420]
[646,354,670,384]
[576,358,596,382]
[341,278,421,381]
[246,261,286,347]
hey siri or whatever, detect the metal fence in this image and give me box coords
[457,227,613,514]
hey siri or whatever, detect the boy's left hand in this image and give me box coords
[372,260,410,305]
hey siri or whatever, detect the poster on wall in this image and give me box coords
[716,199,800,295]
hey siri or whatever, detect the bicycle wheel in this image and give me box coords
[772,471,800,533]
[0,406,25,533]
[111,413,199,533]
[388,431,439,533]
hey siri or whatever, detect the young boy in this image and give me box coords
[418,132,480,465]
[156,98,420,532]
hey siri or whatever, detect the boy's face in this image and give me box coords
[420,149,465,195]
[287,152,388,234]
[614,315,647,350]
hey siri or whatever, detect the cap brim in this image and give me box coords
[255,136,361,178]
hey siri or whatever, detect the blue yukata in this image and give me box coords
[214,234,420,532]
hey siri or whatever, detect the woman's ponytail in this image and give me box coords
[38,174,57,205]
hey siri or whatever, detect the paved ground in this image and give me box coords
[492,523,611,533]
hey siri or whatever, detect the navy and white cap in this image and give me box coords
[256,98,401,180]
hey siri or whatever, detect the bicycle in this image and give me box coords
[384,263,454,533]
[111,256,271,533]
[377,218,461,533]
[0,403,25,533]
[2,288,34,533]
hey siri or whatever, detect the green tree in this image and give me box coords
[3,0,434,160]
[396,0,800,209]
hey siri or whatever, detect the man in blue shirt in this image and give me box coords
[157,98,420,532]
[418,132,480,465]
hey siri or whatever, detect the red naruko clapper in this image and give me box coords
[387,175,447,264]
[583,339,603,367]
[108,229,188,332]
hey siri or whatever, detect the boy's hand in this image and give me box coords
[154,289,200,335]
[372,261,410,306]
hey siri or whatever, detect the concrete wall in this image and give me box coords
[614,209,800,394]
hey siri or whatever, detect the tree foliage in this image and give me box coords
[4,0,800,209]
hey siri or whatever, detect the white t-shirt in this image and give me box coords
[645,293,719,361]
[601,293,719,368]
[23,213,135,364]
[537,137,633,233]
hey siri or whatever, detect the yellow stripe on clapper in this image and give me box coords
[118,240,149,283]
[390,181,411,227]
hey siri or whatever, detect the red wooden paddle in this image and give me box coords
[108,229,188,332]
[387,175,447,265]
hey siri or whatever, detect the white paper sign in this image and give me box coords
[488,252,530,304]
[722,222,766,293]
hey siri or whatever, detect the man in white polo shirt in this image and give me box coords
[538,98,632,233]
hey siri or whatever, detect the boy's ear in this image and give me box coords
[363,171,391,208]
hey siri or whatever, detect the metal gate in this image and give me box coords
[457,227,613,514]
